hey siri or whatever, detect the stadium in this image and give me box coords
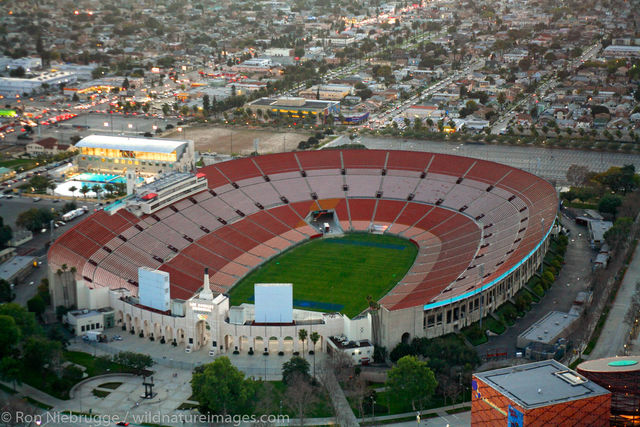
[48,149,557,356]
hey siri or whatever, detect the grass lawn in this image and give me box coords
[92,389,110,398]
[229,233,418,317]
[372,390,464,415]
[0,158,36,170]
[20,352,138,400]
[98,382,122,390]
[63,351,135,377]
[484,316,506,335]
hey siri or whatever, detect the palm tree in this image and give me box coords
[80,184,90,199]
[48,182,57,195]
[103,183,114,197]
[69,185,77,199]
[298,329,308,358]
[309,331,320,378]
[91,184,102,200]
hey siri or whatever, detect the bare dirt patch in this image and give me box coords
[164,125,310,155]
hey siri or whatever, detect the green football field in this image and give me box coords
[228,233,418,318]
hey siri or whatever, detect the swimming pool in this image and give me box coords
[73,173,127,184]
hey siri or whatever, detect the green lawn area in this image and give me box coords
[229,233,418,317]
[64,351,139,377]
[19,352,139,400]
[92,389,110,398]
[0,158,36,170]
[98,382,122,390]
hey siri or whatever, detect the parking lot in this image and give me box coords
[358,136,640,185]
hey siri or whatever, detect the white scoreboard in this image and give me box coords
[138,267,170,311]
[254,283,293,323]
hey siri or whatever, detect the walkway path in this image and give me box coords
[321,368,359,426]
[0,381,64,409]
[589,241,640,359]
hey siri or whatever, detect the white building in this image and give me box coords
[602,45,640,58]
[64,308,115,336]
[0,71,77,96]
[55,269,372,357]
[74,134,195,176]
[6,57,42,72]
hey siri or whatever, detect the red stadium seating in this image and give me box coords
[48,150,557,312]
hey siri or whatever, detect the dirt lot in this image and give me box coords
[164,125,310,155]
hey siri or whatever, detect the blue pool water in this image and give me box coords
[74,173,127,184]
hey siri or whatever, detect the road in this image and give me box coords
[589,240,640,359]
[477,217,592,359]
[350,136,640,185]
[490,42,601,134]
[368,59,484,130]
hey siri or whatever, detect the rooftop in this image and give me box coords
[0,255,35,281]
[518,310,579,345]
[136,172,198,196]
[328,336,373,350]
[578,356,640,373]
[249,97,339,109]
[474,360,610,410]
[76,134,189,154]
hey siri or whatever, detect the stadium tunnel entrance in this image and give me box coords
[306,209,343,235]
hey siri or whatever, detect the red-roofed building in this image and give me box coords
[26,137,75,156]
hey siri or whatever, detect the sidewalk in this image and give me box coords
[357,402,471,424]
[589,241,640,359]
[0,381,65,408]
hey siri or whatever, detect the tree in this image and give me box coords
[604,217,634,251]
[69,185,78,199]
[22,336,62,372]
[122,77,130,90]
[16,208,56,232]
[309,331,320,377]
[386,355,438,411]
[0,303,38,337]
[9,66,25,78]
[203,94,210,114]
[0,217,12,249]
[80,184,90,199]
[285,372,317,426]
[298,328,308,357]
[497,92,506,106]
[26,295,46,317]
[282,356,310,384]
[566,165,590,187]
[518,57,532,71]
[0,357,21,391]
[0,315,20,357]
[0,279,12,303]
[28,175,53,193]
[91,184,103,200]
[598,194,623,217]
[191,356,257,415]
[113,351,153,374]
